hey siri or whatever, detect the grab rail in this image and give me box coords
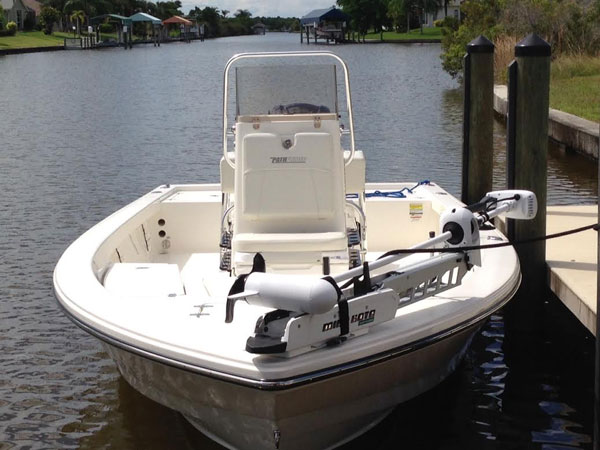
[222,51,356,169]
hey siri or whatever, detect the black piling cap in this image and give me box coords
[515,33,551,57]
[467,35,494,54]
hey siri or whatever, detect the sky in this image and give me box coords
[180,0,336,18]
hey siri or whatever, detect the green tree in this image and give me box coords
[0,5,5,29]
[153,1,182,19]
[189,6,220,36]
[388,0,409,32]
[39,5,61,34]
[440,0,503,78]
[338,0,386,41]
[69,9,84,35]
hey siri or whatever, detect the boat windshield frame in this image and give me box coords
[222,51,356,169]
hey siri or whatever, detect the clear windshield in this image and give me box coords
[235,64,338,116]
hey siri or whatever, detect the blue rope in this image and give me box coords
[364,180,431,198]
[365,190,407,198]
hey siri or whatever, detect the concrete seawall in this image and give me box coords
[494,85,600,160]
[0,45,64,56]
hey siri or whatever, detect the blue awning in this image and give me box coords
[300,7,349,26]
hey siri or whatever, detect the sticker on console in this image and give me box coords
[409,203,423,220]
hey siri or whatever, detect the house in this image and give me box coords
[423,0,461,27]
[1,0,39,29]
[300,6,349,43]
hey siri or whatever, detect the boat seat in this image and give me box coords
[238,132,340,223]
[233,232,347,253]
[231,120,348,272]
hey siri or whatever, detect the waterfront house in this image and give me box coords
[1,0,37,29]
[423,0,461,27]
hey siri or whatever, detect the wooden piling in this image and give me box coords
[595,120,600,450]
[506,34,551,293]
[461,35,494,206]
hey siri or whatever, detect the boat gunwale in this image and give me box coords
[54,274,519,391]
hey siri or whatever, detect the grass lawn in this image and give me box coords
[550,56,600,122]
[364,27,442,41]
[550,75,600,122]
[0,31,73,49]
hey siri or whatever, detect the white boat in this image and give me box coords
[54,51,537,450]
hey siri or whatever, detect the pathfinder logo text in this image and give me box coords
[270,156,307,164]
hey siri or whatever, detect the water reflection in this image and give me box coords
[0,33,595,450]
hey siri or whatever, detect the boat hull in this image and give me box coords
[102,321,481,450]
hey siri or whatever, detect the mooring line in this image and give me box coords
[378,223,600,258]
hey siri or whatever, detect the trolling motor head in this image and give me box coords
[440,207,481,266]
[484,190,537,220]
[440,190,538,267]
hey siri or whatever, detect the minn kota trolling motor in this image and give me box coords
[225,190,537,355]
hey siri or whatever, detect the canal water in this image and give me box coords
[0,33,596,449]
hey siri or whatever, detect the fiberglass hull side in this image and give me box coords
[102,320,484,450]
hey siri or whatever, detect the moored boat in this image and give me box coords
[54,51,537,450]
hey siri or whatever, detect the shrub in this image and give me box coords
[435,17,459,30]
[39,6,59,35]
[99,23,112,33]
[440,16,459,31]
[6,21,16,35]
[440,0,504,79]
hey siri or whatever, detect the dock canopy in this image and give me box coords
[129,12,161,24]
[90,13,131,24]
[300,7,349,26]
[163,16,193,26]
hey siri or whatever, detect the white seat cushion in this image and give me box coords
[103,263,185,297]
[233,232,347,253]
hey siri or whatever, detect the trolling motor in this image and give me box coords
[224,190,537,355]
[439,190,537,267]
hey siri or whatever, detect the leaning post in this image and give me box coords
[506,34,550,294]
[461,35,494,206]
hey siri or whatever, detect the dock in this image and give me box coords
[546,205,597,336]
[500,205,598,335]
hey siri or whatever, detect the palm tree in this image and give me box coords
[70,9,84,35]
